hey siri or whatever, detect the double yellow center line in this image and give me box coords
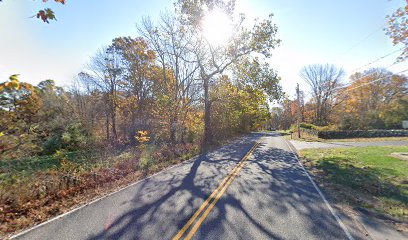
[172,138,262,240]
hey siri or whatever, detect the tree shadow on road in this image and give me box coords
[86,132,350,239]
[193,141,350,239]
[86,133,264,239]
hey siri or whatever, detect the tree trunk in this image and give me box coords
[203,77,212,149]
[170,113,177,144]
[106,112,110,141]
[111,110,117,140]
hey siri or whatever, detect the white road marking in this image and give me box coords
[283,138,355,240]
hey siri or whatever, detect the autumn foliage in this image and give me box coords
[0,2,281,235]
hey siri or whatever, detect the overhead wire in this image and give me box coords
[349,47,403,73]
[338,25,384,59]
[334,68,408,93]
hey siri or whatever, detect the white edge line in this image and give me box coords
[10,156,198,239]
[283,138,355,240]
[10,135,256,239]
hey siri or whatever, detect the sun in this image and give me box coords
[201,9,233,46]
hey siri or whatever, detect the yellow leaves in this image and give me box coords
[1,75,21,91]
[9,74,19,82]
[135,130,150,143]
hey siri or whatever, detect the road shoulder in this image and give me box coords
[286,139,408,240]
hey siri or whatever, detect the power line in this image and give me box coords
[338,25,384,59]
[349,47,403,73]
[335,68,408,93]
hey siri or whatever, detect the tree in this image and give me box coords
[0,78,41,157]
[299,64,344,126]
[233,57,282,102]
[386,2,408,61]
[177,0,281,146]
[138,13,200,143]
[79,46,123,141]
[210,75,270,139]
[337,68,408,129]
[110,37,158,140]
[382,95,408,129]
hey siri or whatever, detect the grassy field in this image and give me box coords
[300,146,408,220]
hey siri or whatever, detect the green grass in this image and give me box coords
[0,150,112,184]
[277,130,292,134]
[325,136,408,142]
[300,146,408,219]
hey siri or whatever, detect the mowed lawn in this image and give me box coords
[300,146,408,220]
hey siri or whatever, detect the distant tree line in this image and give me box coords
[272,65,408,131]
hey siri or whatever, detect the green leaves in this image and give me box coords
[233,57,282,101]
[9,74,19,82]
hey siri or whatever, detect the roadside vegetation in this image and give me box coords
[300,146,408,221]
[0,0,282,237]
[1,0,408,237]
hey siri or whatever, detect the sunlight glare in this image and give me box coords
[202,9,232,46]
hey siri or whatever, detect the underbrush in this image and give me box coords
[0,142,199,237]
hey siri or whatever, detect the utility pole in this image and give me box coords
[296,83,301,139]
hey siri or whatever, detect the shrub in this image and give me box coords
[42,123,90,154]
[61,123,89,150]
[300,122,318,130]
[318,130,408,139]
[42,135,62,155]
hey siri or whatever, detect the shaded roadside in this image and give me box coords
[288,140,408,240]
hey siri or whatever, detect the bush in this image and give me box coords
[61,123,89,150]
[42,135,62,155]
[42,123,90,154]
[318,130,408,139]
[300,122,317,130]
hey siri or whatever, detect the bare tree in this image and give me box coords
[179,9,280,146]
[139,13,200,143]
[299,64,344,126]
[79,46,122,141]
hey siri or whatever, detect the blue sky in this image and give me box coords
[0,0,407,97]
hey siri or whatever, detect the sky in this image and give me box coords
[1,0,407,98]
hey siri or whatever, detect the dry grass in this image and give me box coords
[0,143,199,239]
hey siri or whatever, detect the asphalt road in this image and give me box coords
[13,132,352,240]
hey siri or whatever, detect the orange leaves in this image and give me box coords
[386,3,408,61]
[36,8,56,23]
[135,130,150,143]
[1,75,22,92]
[1,75,34,92]
[35,0,66,23]
[41,0,66,4]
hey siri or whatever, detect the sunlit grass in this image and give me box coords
[300,146,408,219]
